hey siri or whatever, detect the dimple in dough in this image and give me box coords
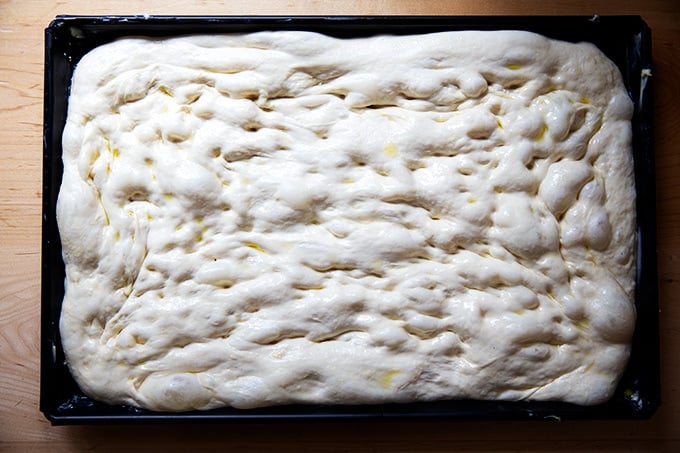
[57,30,637,411]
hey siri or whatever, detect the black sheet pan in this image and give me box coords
[41,15,658,424]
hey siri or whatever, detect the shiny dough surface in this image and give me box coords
[57,30,636,411]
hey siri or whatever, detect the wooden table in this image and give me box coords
[2,1,678,450]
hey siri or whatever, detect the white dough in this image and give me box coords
[57,30,636,411]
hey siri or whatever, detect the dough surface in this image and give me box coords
[58,30,636,411]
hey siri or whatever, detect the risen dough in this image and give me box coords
[58,30,636,411]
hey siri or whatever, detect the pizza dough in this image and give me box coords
[57,30,636,411]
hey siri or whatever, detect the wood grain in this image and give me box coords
[1,0,679,450]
